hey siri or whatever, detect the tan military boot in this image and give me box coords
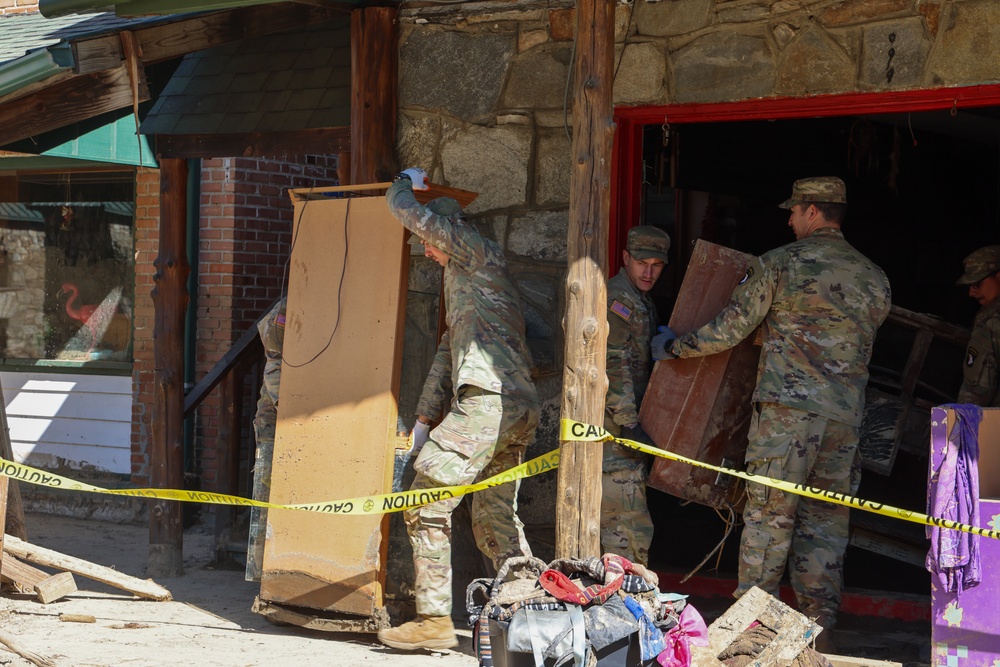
[377,615,458,651]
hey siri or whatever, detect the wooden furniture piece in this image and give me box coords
[641,239,760,509]
[258,186,409,626]
[859,305,969,474]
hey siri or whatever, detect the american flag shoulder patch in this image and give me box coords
[610,300,632,321]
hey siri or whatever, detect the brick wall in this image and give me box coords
[131,166,159,486]
[193,156,339,495]
[130,156,338,496]
[0,0,39,15]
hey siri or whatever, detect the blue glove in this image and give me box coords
[651,325,676,361]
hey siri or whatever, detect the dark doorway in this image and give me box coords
[628,105,1000,597]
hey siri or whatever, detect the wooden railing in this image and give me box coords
[184,300,276,540]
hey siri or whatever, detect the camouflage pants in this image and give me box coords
[405,386,539,618]
[600,418,653,565]
[735,402,861,626]
[246,397,276,582]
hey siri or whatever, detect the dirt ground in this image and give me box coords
[0,513,931,667]
[0,513,477,667]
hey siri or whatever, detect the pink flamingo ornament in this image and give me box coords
[59,283,102,354]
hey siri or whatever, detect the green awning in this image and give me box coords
[43,114,158,168]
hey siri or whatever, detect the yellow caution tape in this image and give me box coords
[0,448,560,517]
[560,418,1000,541]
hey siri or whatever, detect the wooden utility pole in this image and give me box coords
[148,157,190,577]
[555,0,616,559]
[350,6,398,184]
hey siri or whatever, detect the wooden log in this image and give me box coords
[34,571,78,604]
[149,157,189,578]
[555,0,615,560]
[3,536,172,601]
[59,614,96,624]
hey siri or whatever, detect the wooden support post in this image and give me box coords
[149,156,189,577]
[555,0,615,559]
[350,7,398,184]
[0,383,27,561]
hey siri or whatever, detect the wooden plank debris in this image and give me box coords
[34,571,78,605]
[59,614,96,624]
[0,630,55,667]
[1,552,48,594]
[709,586,820,667]
[3,536,171,601]
[1,552,78,603]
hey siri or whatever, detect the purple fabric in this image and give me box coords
[926,404,982,594]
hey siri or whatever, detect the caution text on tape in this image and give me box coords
[560,418,1000,541]
[0,448,560,517]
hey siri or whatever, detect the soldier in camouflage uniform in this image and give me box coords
[956,245,1000,406]
[246,297,286,582]
[655,177,891,638]
[378,168,540,652]
[603,225,671,565]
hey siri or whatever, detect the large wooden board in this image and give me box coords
[260,191,407,617]
[641,239,760,509]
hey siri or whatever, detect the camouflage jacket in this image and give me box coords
[957,299,1000,407]
[386,181,538,420]
[605,268,658,426]
[669,227,891,426]
[257,297,286,409]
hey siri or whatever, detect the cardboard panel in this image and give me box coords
[260,192,406,617]
[641,239,759,508]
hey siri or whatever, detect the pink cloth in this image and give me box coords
[657,604,709,667]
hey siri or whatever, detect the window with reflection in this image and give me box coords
[0,165,135,365]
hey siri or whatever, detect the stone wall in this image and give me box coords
[394,0,1000,561]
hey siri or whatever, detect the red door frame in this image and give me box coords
[609,84,1000,269]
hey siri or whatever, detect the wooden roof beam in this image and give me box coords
[133,3,348,65]
[153,127,350,159]
[68,4,348,72]
[0,65,149,147]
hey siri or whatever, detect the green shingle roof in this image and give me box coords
[0,11,150,65]
[140,18,351,136]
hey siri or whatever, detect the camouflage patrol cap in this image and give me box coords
[627,226,671,262]
[778,176,848,209]
[956,245,1000,285]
